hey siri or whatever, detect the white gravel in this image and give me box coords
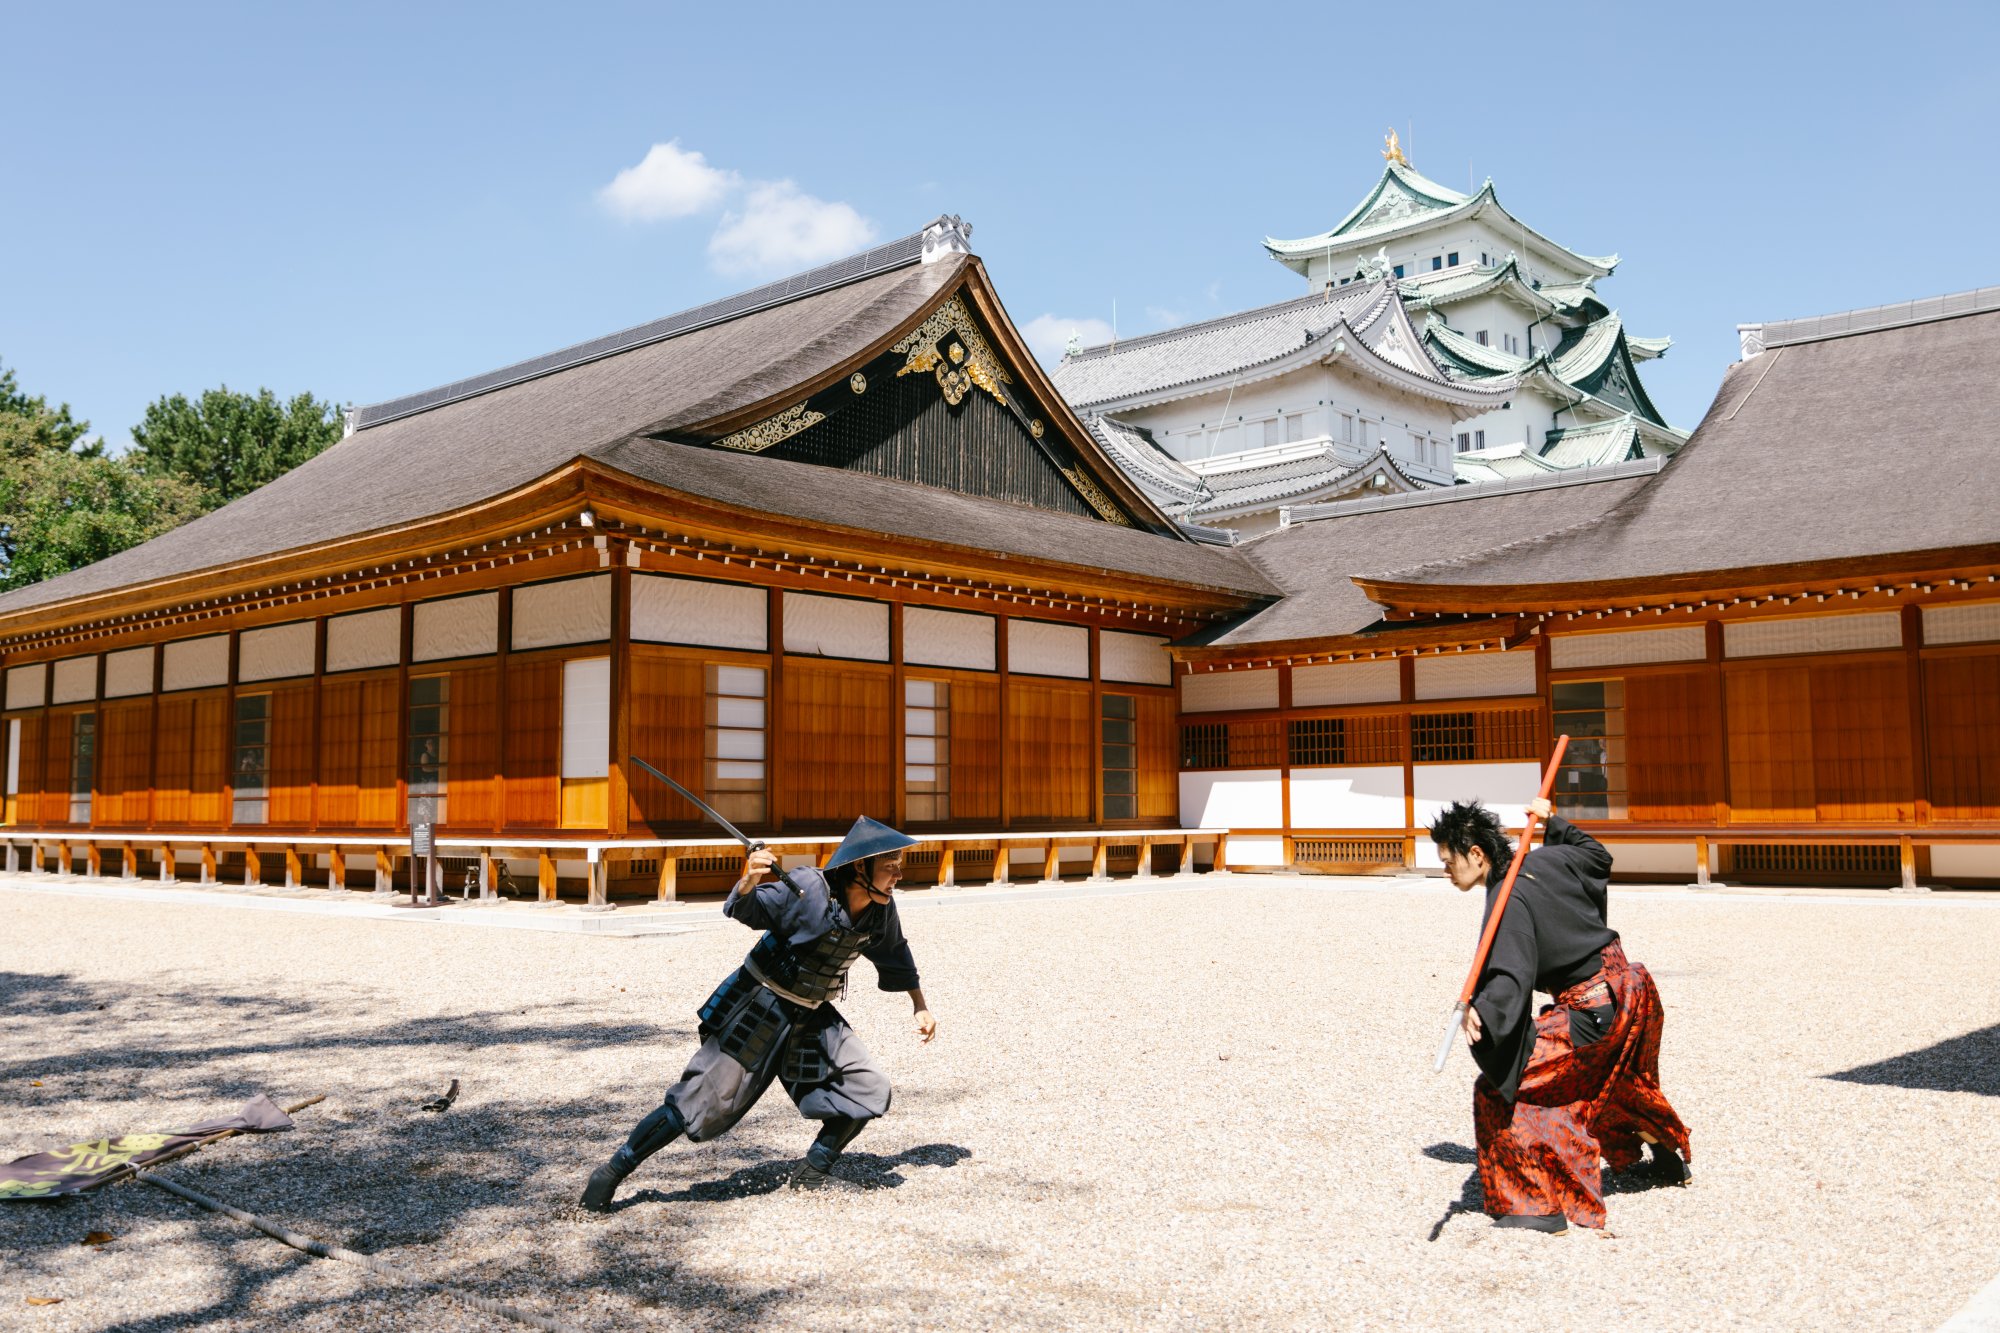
[3,873,1998,1330]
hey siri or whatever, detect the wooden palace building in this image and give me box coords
[1,220,1996,897]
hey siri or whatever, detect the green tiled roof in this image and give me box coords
[1627,333,1673,361]
[1539,417,1644,469]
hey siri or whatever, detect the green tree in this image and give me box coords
[128,386,345,507]
[0,358,206,591]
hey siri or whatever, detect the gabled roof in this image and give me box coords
[1424,314,1679,437]
[1050,281,1512,413]
[1359,298,2000,609]
[1194,462,1655,648]
[1451,442,1561,484]
[1548,314,1670,425]
[1084,416,1210,515]
[1538,416,1644,469]
[1399,257,1560,319]
[0,221,1259,624]
[1189,445,1427,521]
[1265,164,1618,281]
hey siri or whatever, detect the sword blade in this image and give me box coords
[628,755,764,851]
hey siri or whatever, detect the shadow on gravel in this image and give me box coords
[1421,1141,1477,1164]
[1425,1169,1484,1241]
[1824,1023,2000,1097]
[624,1141,973,1207]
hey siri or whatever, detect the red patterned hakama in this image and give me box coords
[1473,939,1690,1227]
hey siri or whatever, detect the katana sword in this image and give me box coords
[629,755,766,853]
[1432,734,1571,1074]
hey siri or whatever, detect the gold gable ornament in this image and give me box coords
[893,297,1012,408]
[1382,128,1408,167]
[712,401,827,454]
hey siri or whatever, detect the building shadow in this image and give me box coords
[1825,1023,2000,1097]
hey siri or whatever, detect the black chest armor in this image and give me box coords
[747,921,871,1005]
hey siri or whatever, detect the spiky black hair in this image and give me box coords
[1428,800,1514,886]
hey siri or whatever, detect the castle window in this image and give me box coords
[1392,265,1405,279]
[1475,331,1490,346]
[1448,251,1460,266]
[1456,432,1472,453]
[1431,256,1442,271]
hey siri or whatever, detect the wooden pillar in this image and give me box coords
[1089,837,1109,881]
[935,846,955,889]
[608,560,632,838]
[243,845,262,887]
[55,840,70,876]
[329,846,346,892]
[1135,834,1155,879]
[31,841,46,874]
[374,845,394,893]
[199,843,217,885]
[479,848,497,900]
[157,844,175,884]
[537,849,556,902]
[3,842,16,874]
[992,842,1011,885]
[284,846,303,890]
[587,850,609,906]
[1694,835,1712,888]
[1179,835,1197,876]
[657,854,677,902]
[768,591,786,835]
[85,842,103,878]
[1897,835,1924,894]
[1399,654,1417,870]
[1212,832,1230,874]
[120,841,137,879]
[1042,838,1060,883]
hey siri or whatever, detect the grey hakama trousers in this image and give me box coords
[667,1001,891,1143]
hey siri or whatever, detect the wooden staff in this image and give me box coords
[1432,735,1570,1074]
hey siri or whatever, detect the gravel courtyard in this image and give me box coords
[3,875,1998,1331]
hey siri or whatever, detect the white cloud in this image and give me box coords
[1022,314,1115,366]
[707,180,877,277]
[598,140,739,221]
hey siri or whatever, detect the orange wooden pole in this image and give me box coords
[1434,734,1570,1073]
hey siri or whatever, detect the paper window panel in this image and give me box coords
[104,647,155,698]
[513,574,612,650]
[1180,668,1279,712]
[413,592,500,662]
[903,607,995,670]
[4,663,46,711]
[1413,651,1536,700]
[239,621,317,682]
[1923,601,2000,646]
[162,635,230,691]
[632,575,767,650]
[50,656,98,704]
[782,592,889,661]
[1724,612,1900,658]
[1291,660,1401,707]
[560,657,611,779]
[325,608,401,672]
[1006,619,1089,679]
[1551,626,1707,669]
[1100,631,1171,685]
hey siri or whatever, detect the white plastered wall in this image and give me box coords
[904,607,995,671]
[326,608,401,672]
[1411,762,1539,868]
[1931,846,2000,881]
[162,635,230,691]
[1414,651,1536,700]
[513,574,612,650]
[1551,626,1705,669]
[1724,612,1900,658]
[632,575,767,650]
[1606,842,1697,877]
[4,663,46,710]
[783,592,889,661]
[50,656,98,704]
[1292,660,1399,707]
[1007,619,1088,679]
[1179,768,1282,832]
[239,621,316,682]
[1100,631,1170,686]
[104,647,155,698]
[1181,668,1278,712]
[1921,601,2000,646]
[414,593,500,662]
[1289,766,1406,828]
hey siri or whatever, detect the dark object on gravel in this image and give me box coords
[1493,1212,1568,1235]
[420,1079,460,1113]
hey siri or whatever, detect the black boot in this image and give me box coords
[1639,1144,1691,1185]
[1493,1212,1568,1235]
[790,1115,865,1191]
[581,1102,686,1212]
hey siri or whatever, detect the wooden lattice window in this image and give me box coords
[1412,711,1477,763]
[1181,723,1227,769]
[1101,694,1137,820]
[1228,719,1285,767]
[1348,714,1405,764]
[1289,717,1344,765]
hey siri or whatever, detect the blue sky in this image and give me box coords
[4,1,1993,448]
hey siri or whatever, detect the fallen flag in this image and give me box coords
[0,1095,294,1200]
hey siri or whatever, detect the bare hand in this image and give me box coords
[1527,796,1553,822]
[913,1009,937,1044]
[1462,1005,1484,1046]
[739,848,777,881]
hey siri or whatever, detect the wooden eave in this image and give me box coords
[1170,615,1523,669]
[671,258,1178,536]
[1359,547,2000,619]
